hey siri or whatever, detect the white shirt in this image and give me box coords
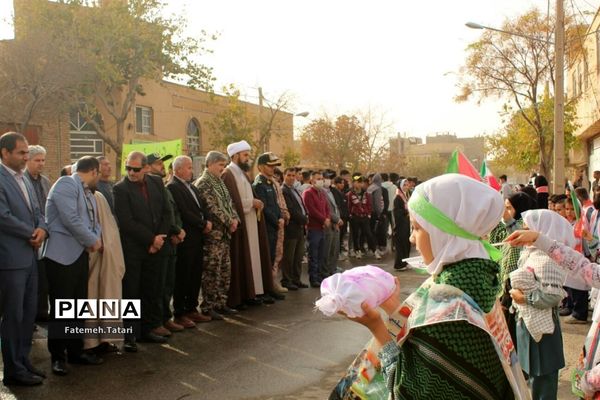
[228,162,255,214]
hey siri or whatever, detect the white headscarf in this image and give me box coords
[408,174,504,275]
[521,209,576,248]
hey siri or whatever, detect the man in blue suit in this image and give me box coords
[0,132,47,386]
[44,155,103,376]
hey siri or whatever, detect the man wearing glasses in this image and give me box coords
[113,151,174,352]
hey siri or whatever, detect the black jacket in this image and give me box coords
[113,174,173,254]
[166,176,209,248]
[282,184,307,240]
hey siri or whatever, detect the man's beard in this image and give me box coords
[239,161,251,172]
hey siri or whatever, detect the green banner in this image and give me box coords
[121,139,183,173]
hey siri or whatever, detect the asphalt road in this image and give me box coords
[0,250,591,400]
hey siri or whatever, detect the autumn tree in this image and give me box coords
[357,107,394,171]
[456,8,583,177]
[66,0,215,171]
[208,85,295,163]
[0,0,82,132]
[300,114,367,171]
[207,85,256,152]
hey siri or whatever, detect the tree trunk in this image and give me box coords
[115,119,125,179]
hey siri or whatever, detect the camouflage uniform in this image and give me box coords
[195,170,239,313]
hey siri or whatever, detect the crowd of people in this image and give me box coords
[331,171,600,400]
[8,124,600,398]
[0,132,419,387]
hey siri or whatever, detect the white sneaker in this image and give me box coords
[274,282,288,293]
[355,251,362,259]
[375,249,382,260]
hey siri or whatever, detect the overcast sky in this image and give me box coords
[1,0,597,139]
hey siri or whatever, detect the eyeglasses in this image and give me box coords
[125,166,143,172]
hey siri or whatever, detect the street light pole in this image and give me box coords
[553,0,565,194]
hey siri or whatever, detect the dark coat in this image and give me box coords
[253,174,281,231]
[166,176,208,249]
[222,167,274,306]
[282,183,307,240]
[113,174,173,255]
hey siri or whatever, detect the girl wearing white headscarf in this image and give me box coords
[507,216,600,399]
[340,174,528,400]
[509,209,570,400]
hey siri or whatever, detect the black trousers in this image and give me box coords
[163,253,177,323]
[46,252,88,362]
[36,258,49,319]
[350,216,375,252]
[173,243,203,317]
[393,217,411,268]
[122,249,167,336]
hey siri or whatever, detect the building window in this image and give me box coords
[187,118,201,156]
[135,106,153,134]
[69,109,104,162]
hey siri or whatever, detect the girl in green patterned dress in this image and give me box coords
[344,174,526,399]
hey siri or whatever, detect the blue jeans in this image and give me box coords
[307,229,325,283]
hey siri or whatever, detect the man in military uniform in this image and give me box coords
[194,151,240,318]
[253,153,283,268]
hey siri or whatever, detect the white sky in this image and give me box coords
[1,0,597,139]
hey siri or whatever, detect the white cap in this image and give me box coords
[226,140,251,157]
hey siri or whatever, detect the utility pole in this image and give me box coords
[553,0,565,194]
[258,87,267,152]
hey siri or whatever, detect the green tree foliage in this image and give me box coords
[0,0,82,132]
[207,85,256,153]
[486,94,578,173]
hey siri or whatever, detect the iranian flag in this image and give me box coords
[568,180,584,252]
[479,159,501,191]
[446,149,482,182]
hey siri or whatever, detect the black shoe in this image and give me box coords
[268,291,285,300]
[70,352,104,365]
[294,281,309,289]
[282,282,299,291]
[216,306,239,315]
[123,339,138,353]
[51,360,67,376]
[235,303,249,311]
[26,365,46,379]
[260,295,275,304]
[394,263,408,271]
[310,281,321,288]
[3,373,43,386]
[206,309,224,321]
[245,297,263,306]
[559,307,572,316]
[141,332,168,344]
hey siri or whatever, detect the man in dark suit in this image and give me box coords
[113,151,174,352]
[281,167,308,290]
[166,155,212,327]
[0,132,47,386]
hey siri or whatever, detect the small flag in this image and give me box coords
[568,181,584,251]
[446,149,482,182]
[479,160,501,191]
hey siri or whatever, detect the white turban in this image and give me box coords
[408,173,504,275]
[226,140,251,157]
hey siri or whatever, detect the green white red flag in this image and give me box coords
[445,149,482,182]
[479,159,501,191]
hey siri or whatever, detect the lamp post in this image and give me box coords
[466,1,565,193]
